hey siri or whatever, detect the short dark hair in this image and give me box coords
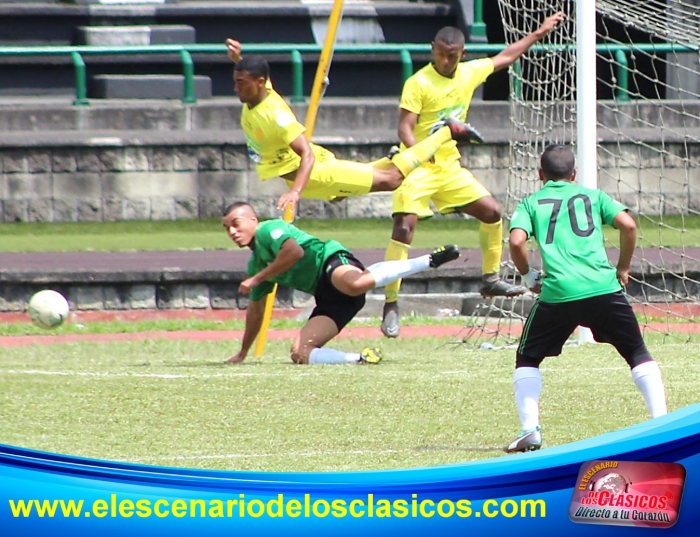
[223,201,255,217]
[540,144,576,180]
[234,55,270,80]
[434,26,465,46]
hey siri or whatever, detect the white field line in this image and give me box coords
[1,369,460,380]
[0,369,506,380]
[0,364,676,380]
[0,369,308,379]
[0,369,456,380]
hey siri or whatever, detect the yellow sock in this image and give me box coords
[479,220,503,276]
[369,156,394,170]
[391,126,450,177]
[384,239,410,303]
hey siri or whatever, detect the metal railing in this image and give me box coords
[472,0,487,40]
[0,42,694,105]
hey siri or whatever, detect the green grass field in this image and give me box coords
[0,312,695,337]
[0,218,477,252]
[0,316,469,337]
[0,335,696,473]
[1,214,699,472]
[2,215,700,252]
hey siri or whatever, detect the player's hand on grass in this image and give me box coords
[239,277,258,295]
[225,38,242,63]
[226,350,247,364]
[617,267,630,287]
[276,191,300,212]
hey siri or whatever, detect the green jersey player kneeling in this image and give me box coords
[223,202,459,365]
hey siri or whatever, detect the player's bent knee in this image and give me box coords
[388,174,404,190]
[471,198,503,224]
[481,206,503,224]
[486,212,502,224]
[392,224,414,244]
[516,354,544,369]
[373,170,403,192]
[626,351,654,369]
[345,280,368,296]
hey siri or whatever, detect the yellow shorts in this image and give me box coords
[286,152,373,201]
[392,160,491,218]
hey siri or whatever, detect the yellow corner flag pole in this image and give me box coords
[253,0,345,358]
[304,0,345,135]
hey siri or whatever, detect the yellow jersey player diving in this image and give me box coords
[226,39,484,213]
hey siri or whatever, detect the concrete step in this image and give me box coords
[0,98,512,133]
[90,74,212,99]
[0,0,460,95]
[77,25,196,46]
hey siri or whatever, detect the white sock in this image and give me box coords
[366,255,431,288]
[514,367,542,431]
[632,361,668,418]
[309,348,361,365]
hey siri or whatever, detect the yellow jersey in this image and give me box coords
[241,88,306,180]
[241,88,329,180]
[399,58,494,165]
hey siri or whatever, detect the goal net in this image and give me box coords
[459,0,700,349]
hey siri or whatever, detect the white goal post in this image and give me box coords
[460,0,700,349]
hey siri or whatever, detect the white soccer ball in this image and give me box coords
[28,290,70,330]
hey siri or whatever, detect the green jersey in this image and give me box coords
[509,181,627,303]
[247,220,348,301]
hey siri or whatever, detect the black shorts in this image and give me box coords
[517,291,652,369]
[310,251,366,331]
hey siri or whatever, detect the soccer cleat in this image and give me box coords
[504,426,542,453]
[429,245,460,268]
[479,278,528,298]
[443,118,485,144]
[359,347,384,364]
[381,305,401,339]
[387,144,401,159]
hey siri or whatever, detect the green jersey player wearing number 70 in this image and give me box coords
[505,145,668,453]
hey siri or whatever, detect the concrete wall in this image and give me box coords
[0,268,481,314]
[0,136,501,222]
[2,263,694,313]
[1,99,699,221]
[1,137,698,222]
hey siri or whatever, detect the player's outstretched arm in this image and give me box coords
[613,210,637,286]
[227,298,266,363]
[491,12,565,72]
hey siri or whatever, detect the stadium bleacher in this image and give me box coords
[0,0,467,99]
